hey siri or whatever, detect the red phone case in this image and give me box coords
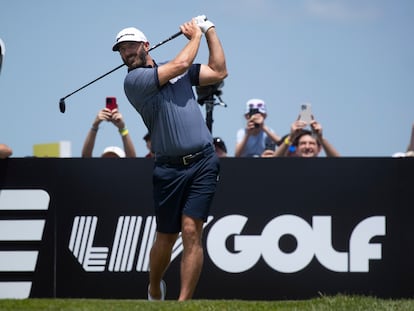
[106,97,118,111]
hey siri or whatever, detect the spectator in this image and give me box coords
[101,146,126,158]
[0,143,12,159]
[143,133,154,158]
[272,119,340,157]
[213,137,227,157]
[112,15,227,301]
[392,122,414,157]
[81,107,136,158]
[235,99,281,157]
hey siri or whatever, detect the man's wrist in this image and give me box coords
[119,127,129,137]
[284,136,291,146]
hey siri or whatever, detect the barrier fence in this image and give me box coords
[0,157,413,299]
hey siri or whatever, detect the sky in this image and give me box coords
[1,0,413,157]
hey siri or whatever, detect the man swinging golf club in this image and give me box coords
[112,15,227,301]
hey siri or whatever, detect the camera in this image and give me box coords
[265,141,276,151]
[249,108,260,117]
[249,108,260,128]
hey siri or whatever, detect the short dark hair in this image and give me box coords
[143,132,150,142]
[213,137,227,153]
[292,129,320,146]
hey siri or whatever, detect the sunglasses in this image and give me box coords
[249,102,264,108]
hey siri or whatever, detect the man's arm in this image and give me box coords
[157,19,203,86]
[82,109,111,158]
[120,132,136,158]
[199,26,228,86]
[112,110,136,158]
[262,125,281,146]
[320,138,340,157]
[311,121,340,157]
[235,133,249,157]
[273,136,292,157]
[81,129,98,158]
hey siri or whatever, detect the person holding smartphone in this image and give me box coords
[81,101,136,158]
[271,118,340,157]
[235,98,281,157]
[112,15,227,300]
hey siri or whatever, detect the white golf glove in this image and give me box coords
[194,15,215,33]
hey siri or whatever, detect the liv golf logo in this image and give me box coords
[68,214,386,274]
[0,189,50,299]
[68,216,214,272]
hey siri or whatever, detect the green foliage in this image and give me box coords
[0,296,413,311]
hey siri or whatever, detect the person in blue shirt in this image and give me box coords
[112,15,227,301]
[235,98,281,157]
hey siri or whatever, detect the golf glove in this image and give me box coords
[194,15,215,33]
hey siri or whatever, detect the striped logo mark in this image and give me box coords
[0,189,50,299]
[136,216,156,272]
[109,216,142,272]
[69,216,109,272]
[68,215,214,273]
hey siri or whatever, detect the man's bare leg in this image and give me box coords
[148,232,178,299]
[178,215,204,301]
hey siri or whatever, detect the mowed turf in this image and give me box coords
[0,295,413,311]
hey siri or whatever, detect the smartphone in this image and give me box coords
[299,103,313,124]
[249,108,260,118]
[265,140,276,151]
[106,97,118,111]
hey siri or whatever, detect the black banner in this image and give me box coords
[0,158,413,299]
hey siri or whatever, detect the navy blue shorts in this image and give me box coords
[152,145,220,233]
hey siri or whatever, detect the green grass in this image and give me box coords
[0,296,413,311]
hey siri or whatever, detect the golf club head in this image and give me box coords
[59,98,66,113]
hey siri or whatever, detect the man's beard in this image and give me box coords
[137,47,147,65]
[125,47,148,70]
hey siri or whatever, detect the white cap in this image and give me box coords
[245,98,267,114]
[102,146,126,158]
[112,27,148,51]
[392,151,414,158]
[392,152,406,158]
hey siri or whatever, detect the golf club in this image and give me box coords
[59,30,183,113]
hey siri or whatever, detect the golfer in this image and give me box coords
[112,15,227,301]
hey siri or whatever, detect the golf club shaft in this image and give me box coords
[62,64,125,101]
[148,30,182,52]
[60,30,183,105]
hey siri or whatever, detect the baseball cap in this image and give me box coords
[245,98,266,114]
[112,27,148,51]
[213,137,227,153]
[102,146,126,158]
